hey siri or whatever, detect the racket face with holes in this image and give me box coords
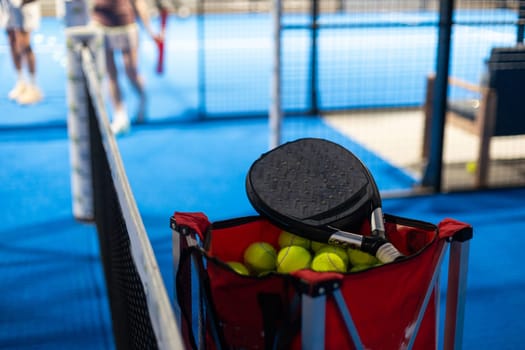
[246,138,382,243]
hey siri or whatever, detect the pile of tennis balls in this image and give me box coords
[226,231,383,276]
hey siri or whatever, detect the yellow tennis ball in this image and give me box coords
[311,252,347,273]
[276,245,312,273]
[466,161,477,174]
[226,261,250,276]
[347,248,379,266]
[278,231,311,249]
[310,240,328,253]
[243,242,277,274]
[316,246,349,267]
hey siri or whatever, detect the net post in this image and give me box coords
[269,0,282,149]
[65,25,104,222]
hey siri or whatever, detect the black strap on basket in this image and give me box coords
[177,243,305,350]
[176,245,228,350]
[272,293,302,350]
[175,248,199,350]
[258,290,302,350]
[200,269,226,350]
[258,293,284,349]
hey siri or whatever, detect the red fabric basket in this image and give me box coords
[173,212,470,350]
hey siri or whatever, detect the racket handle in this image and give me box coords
[371,207,385,238]
[328,231,404,264]
[328,230,364,247]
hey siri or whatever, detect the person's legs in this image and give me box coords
[16,2,42,105]
[19,31,35,81]
[16,29,42,104]
[6,28,26,100]
[106,42,130,134]
[105,44,123,111]
[122,45,147,123]
[121,24,147,123]
[5,2,26,100]
[7,29,21,71]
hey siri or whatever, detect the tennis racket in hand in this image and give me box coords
[156,8,168,75]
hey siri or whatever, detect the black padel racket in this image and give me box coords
[246,138,403,263]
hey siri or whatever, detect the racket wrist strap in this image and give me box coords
[361,237,404,263]
[376,242,404,263]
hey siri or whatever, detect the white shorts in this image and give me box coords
[94,22,139,52]
[0,0,10,28]
[1,1,41,32]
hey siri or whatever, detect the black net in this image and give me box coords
[78,43,181,349]
[87,93,159,350]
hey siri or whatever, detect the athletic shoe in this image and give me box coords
[16,85,43,105]
[111,109,131,136]
[8,81,27,100]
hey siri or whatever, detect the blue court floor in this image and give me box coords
[1,120,525,349]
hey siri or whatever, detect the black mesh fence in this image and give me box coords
[191,0,522,118]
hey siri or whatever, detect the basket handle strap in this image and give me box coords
[173,211,211,241]
[276,294,302,350]
[176,246,228,350]
[258,293,285,350]
[438,218,473,241]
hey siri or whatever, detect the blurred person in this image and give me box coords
[1,0,43,105]
[91,0,162,135]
